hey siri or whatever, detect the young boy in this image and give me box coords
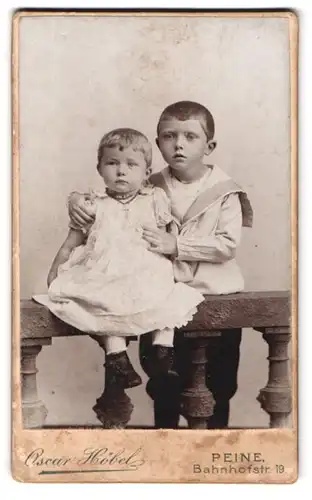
[67,101,253,428]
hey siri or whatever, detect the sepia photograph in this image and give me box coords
[12,10,298,483]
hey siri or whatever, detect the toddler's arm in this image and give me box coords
[175,193,242,263]
[47,229,85,287]
[68,191,96,230]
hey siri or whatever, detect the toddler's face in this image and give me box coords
[157,118,209,172]
[98,146,148,193]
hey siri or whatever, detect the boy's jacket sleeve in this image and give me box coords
[175,192,243,263]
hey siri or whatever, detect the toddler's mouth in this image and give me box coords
[173,153,186,159]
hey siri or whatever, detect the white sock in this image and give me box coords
[152,328,174,347]
[104,336,127,355]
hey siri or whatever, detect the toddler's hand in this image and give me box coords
[68,192,96,228]
[142,226,177,255]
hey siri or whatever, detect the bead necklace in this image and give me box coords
[106,189,138,203]
[106,188,139,215]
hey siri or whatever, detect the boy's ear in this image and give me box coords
[205,140,217,156]
[155,137,160,149]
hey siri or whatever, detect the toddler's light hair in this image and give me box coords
[157,101,215,140]
[97,128,153,174]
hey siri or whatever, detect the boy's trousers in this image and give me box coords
[139,328,242,429]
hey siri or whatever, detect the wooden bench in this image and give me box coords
[20,291,292,429]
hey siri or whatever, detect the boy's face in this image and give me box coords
[98,146,148,193]
[157,119,210,172]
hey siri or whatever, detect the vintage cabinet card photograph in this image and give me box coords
[11,9,298,483]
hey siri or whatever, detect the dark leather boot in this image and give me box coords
[151,345,178,376]
[105,351,142,389]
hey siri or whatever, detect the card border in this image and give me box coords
[11,9,299,484]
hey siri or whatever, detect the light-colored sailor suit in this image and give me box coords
[150,165,253,295]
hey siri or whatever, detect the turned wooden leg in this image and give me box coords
[90,336,134,428]
[21,338,51,428]
[180,331,221,429]
[256,327,292,428]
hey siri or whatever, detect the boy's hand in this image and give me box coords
[68,192,96,228]
[142,226,177,255]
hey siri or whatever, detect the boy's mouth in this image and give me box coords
[173,153,186,159]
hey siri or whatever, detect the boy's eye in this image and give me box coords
[107,161,118,166]
[186,133,197,140]
[162,132,174,140]
[128,162,138,168]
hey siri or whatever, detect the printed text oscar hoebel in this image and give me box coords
[193,453,270,474]
[24,447,145,469]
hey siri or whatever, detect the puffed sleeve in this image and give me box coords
[152,187,173,227]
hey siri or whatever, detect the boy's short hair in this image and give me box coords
[97,128,152,169]
[157,101,215,140]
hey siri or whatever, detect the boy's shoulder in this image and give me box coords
[149,167,169,186]
[209,164,238,185]
[207,166,253,228]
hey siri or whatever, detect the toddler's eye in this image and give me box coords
[128,162,138,168]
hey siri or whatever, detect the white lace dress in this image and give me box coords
[33,186,204,336]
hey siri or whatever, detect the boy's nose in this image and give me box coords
[175,135,184,149]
